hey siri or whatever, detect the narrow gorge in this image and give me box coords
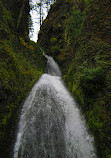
[0,0,111,158]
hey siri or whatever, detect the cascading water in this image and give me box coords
[14,54,97,158]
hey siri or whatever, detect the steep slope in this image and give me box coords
[0,0,44,157]
[38,0,111,157]
[38,0,74,65]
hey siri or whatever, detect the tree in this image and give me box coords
[33,0,55,27]
[29,0,55,41]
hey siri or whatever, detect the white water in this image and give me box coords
[14,55,97,158]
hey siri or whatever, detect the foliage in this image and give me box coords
[36,0,111,157]
[50,37,57,44]
[31,0,55,27]
[65,36,111,157]
[66,10,85,42]
[79,66,105,97]
[0,1,44,157]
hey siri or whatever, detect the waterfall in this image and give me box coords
[14,55,97,158]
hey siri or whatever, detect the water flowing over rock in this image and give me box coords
[14,55,97,158]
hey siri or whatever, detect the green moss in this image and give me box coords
[65,37,111,157]
[50,37,57,44]
[0,1,45,157]
[37,0,111,157]
[51,45,60,55]
[79,66,105,97]
[65,9,85,43]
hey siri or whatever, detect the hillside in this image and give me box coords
[38,0,111,157]
[0,0,44,157]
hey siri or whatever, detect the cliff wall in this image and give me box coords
[38,0,111,157]
[0,0,44,157]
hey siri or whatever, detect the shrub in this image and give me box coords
[80,66,105,97]
[50,37,57,44]
[66,10,85,42]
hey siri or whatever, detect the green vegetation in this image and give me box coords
[0,0,111,157]
[66,10,85,42]
[0,0,44,157]
[65,36,111,157]
[38,0,111,157]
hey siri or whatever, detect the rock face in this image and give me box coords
[38,0,74,59]
[84,0,111,44]
[38,0,111,157]
[0,0,44,157]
